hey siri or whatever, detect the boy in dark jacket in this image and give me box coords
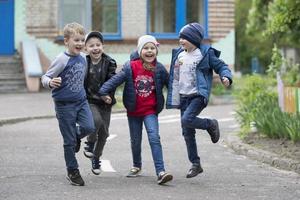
[99,35,173,185]
[166,23,232,178]
[83,31,117,175]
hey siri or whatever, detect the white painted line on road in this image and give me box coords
[218,117,235,122]
[159,114,180,119]
[107,134,117,141]
[101,160,116,172]
[111,113,127,120]
[112,113,127,117]
[229,124,240,129]
[160,118,180,124]
[111,116,127,120]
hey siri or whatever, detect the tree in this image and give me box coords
[247,0,300,48]
[235,0,273,74]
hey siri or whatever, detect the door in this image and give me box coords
[0,0,14,55]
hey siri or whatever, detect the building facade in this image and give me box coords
[2,0,235,68]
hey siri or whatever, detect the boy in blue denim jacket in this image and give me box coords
[166,23,232,178]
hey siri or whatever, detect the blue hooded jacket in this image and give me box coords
[166,44,232,109]
[99,51,169,114]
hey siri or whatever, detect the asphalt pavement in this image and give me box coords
[0,92,299,200]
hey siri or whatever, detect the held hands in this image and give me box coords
[101,95,112,104]
[221,77,230,87]
[49,77,62,88]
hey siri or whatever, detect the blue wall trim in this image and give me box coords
[147,0,208,40]
[0,0,15,55]
[103,0,122,40]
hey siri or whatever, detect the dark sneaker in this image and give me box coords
[66,169,84,186]
[207,119,220,143]
[126,167,141,177]
[157,171,173,185]
[91,157,101,175]
[83,141,94,158]
[186,164,203,178]
[75,137,81,153]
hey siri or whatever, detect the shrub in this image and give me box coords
[234,74,300,142]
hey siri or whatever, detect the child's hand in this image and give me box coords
[221,77,230,87]
[101,95,112,104]
[49,77,61,88]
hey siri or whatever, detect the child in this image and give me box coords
[98,35,173,185]
[41,22,95,186]
[166,23,232,178]
[83,31,117,175]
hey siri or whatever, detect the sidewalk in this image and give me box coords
[0,92,55,126]
[0,92,299,174]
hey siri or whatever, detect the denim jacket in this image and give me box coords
[166,44,232,109]
[99,52,169,114]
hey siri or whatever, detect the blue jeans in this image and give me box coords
[127,114,165,175]
[55,99,95,170]
[180,95,209,165]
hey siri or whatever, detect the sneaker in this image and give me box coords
[186,164,203,178]
[91,157,101,175]
[126,167,141,177]
[83,141,94,158]
[66,169,84,186]
[75,137,81,153]
[157,171,173,185]
[207,119,220,143]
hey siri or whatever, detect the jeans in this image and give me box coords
[180,95,209,165]
[55,99,95,170]
[86,103,111,158]
[127,114,165,175]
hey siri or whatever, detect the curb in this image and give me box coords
[0,115,54,126]
[0,109,127,127]
[224,133,300,174]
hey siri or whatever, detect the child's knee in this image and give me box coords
[181,116,192,127]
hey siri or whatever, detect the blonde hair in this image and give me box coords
[63,22,85,39]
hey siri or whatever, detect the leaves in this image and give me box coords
[234,75,300,142]
[247,0,300,47]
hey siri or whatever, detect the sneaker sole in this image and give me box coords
[158,174,173,184]
[66,176,84,186]
[83,151,94,158]
[91,169,101,175]
[186,169,204,178]
[212,119,220,143]
[126,172,142,178]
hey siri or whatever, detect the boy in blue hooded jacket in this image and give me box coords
[166,23,232,178]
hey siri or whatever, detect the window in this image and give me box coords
[59,0,121,40]
[186,0,205,25]
[148,0,207,39]
[59,0,90,32]
[149,0,176,33]
[92,0,121,38]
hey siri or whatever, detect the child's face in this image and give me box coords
[140,42,157,64]
[179,38,196,52]
[85,37,104,62]
[64,33,85,56]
